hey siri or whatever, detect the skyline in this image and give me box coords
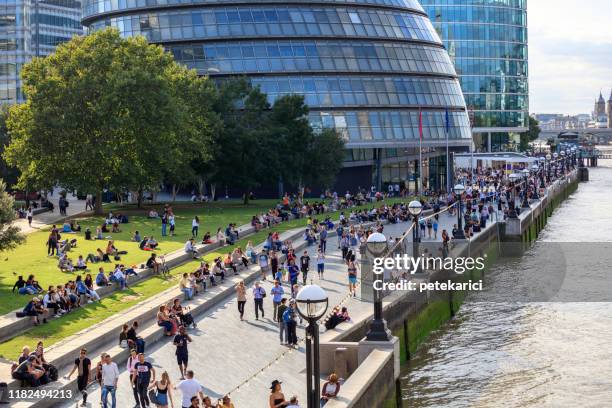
[530,0,612,115]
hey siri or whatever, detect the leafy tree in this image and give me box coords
[211,79,279,204]
[0,180,24,251]
[270,95,345,195]
[0,105,19,188]
[520,116,542,152]
[4,28,214,213]
[304,128,345,189]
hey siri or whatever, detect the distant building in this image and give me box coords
[592,91,612,128]
[0,0,83,104]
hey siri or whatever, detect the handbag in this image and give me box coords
[148,389,159,405]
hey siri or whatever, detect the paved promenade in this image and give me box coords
[13,192,87,235]
[56,209,463,408]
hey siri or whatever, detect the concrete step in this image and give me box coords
[5,225,313,407]
[0,223,260,343]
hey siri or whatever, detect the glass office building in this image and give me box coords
[422,0,529,151]
[83,0,473,192]
[0,0,82,103]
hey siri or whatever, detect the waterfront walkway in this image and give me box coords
[55,210,464,407]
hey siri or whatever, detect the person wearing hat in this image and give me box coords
[269,380,288,408]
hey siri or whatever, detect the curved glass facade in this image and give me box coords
[421,0,528,133]
[84,0,473,150]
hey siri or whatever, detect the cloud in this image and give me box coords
[529,0,612,114]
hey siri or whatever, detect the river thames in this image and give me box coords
[401,156,612,407]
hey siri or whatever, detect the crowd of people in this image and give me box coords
[13,177,579,406]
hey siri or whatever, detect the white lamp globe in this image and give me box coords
[295,285,328,321]
[408,200,423,216]
[366,231,387,256]
[453,183,465,195]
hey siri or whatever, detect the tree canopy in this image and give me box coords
[4,28,345,208]
[4,28,217,213]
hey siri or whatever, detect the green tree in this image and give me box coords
[0,105,19,188]
[520,116,542,152]
[0,180,24,251]
[4,28,214,214]
[211,79,278,204]
[270,95,345,194]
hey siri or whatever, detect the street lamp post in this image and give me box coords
[539,156,546,189]
[546,153,552,182]
[521,169,530,208]
[296,285,329,408]
[365,232,392,342]
[408,200,423,272]
[508,173,519,218]
[453,184,466,238]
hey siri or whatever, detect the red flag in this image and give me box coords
[419,109,423,140]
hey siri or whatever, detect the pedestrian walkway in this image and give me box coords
[54,221,419,408]
[13,191,87,235]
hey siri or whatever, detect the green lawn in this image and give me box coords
[0,199,284,314]
[0,214,315,359]
[0,196,412,358]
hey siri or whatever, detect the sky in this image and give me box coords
[529,0,612,115]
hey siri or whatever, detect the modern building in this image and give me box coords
[0,0,83,103]
[83,0,473,193]
[421,0,529,152]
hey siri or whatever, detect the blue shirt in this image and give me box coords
[288,265,299,282]
[271,286,284,303]
[253,287,266,299]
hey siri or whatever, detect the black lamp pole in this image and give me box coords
[455,193,466,239]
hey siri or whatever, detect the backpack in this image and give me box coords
[47,364,58,381]
[282,308,293,323]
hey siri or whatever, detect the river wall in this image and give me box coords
[325,171,580,408]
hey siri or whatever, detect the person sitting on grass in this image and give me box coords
[112,220,121,233]
[58,254,74,272]
[146,236,158,250]
[62,222,73,233]
[96,267,110,286]
[132,231,142,242]
[101,222,109,233]
[95,226,104,240]
[201,232,212,244]
[70,220,81,232]
[12,275,27,294]
[148,209,159,218]
[75,255,87,270]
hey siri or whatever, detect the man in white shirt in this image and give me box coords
[184,238,198,259]
[101,354,120,408]
[175,370,205,408]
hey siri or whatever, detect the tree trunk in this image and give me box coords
[137,187,143,209]
[172,184,178,202]
[94,190,103,215]
[210,184,216,201]
[243,190,249,205]
[197,177,205,197]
